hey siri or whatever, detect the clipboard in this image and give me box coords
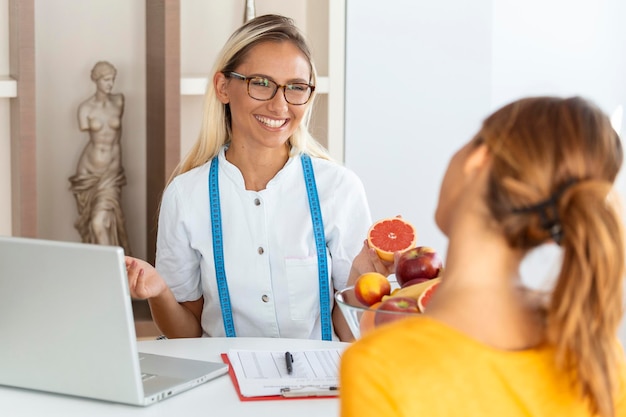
[220,349,342,401]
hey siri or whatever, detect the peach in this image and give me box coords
[353,272,391,306]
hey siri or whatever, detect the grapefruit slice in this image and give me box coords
[367,217,417,262]
[417,280,440,312]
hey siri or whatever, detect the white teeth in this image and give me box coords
[256,116,286,128]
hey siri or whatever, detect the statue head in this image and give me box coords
[90,61,117,82]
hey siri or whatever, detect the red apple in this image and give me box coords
[354,272,391,306]
[374,296,419,327]
[395,246,443,288]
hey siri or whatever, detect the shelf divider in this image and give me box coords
[146,0,181,264]
[9,0,37,237]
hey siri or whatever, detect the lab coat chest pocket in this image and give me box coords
[285,256,320,321]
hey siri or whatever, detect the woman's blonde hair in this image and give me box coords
[480,96,624,417]
[169,14,330,183]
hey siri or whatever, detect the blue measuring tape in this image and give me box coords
[209,158,236,337]
[300,154,332,341]
[208,154,332,340]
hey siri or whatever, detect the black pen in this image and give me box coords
[285,351,293,375]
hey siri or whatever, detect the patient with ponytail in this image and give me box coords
[340,96,626,417]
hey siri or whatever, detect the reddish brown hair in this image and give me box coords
[481,96,624,417]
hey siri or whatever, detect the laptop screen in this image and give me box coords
[0,237,146,404]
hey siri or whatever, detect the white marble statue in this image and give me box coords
[69,61,131,254]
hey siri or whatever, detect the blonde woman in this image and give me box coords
[340,96,626,417]
[125,15,371,341]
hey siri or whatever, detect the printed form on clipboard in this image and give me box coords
[225,348,344,399]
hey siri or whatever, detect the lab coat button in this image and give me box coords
[254,198,261,206]
[261,294,269,303]
[257,247,264,255]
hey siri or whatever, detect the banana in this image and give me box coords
[382,276,442,302]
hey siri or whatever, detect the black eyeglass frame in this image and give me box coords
[223,71,315,105]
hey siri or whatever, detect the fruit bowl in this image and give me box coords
[335,285,421,340]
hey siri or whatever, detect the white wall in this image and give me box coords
[491,0,626,294]
[345,0,626,340]
[346,0,492,256]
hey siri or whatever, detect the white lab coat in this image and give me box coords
[156,148,372,339]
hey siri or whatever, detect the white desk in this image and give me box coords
[0,337,348,417]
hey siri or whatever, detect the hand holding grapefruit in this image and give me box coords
[367,216,417,262]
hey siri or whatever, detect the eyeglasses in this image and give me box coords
[223,71,315,105]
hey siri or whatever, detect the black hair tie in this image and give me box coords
[511,179,578,245]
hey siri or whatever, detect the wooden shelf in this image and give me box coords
[0,76,17,98]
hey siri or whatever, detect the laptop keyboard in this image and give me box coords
[142,373,157,382]
[139,354,157,382]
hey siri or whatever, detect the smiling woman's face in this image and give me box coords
[216,40,312,151]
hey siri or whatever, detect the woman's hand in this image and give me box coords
[125,256,168,300]
[347,240,396,286]
[125,256,203,338]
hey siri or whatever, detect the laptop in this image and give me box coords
[0,236,228,406]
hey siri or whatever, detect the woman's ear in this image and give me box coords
[214,72,230,104]
[463,143,491,175]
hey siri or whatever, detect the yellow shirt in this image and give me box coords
[340,316,626,417]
